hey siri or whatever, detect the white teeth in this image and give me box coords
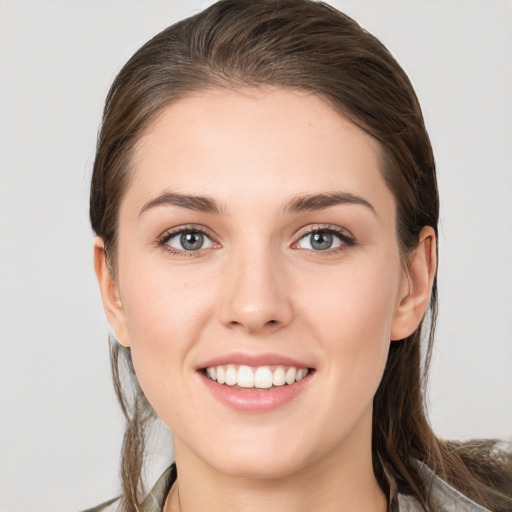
[237,365,255,388]
[296,368,308,381]
[216,366,226,384]
[285,367,296,385]
[225,365,237,386]
[254,367,273,388]
[272,366,286,386]
[205,364,309,389]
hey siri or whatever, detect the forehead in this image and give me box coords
[124,87,395,219]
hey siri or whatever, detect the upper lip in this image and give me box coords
[197,352,313,370]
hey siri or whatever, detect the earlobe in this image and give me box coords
[391,226,437,341]
[93,237,130,347]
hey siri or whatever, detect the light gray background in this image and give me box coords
[0,1,511,511]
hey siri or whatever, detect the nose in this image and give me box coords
[219,247,293,334]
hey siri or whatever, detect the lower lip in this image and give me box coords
[199,371,313,413]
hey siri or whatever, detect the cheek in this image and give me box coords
[302,252,401,337]
[117,257,217,409]
[298,252,401,387]
[121,257,214,349]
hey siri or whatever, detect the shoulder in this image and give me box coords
[397,462,492,512]
[81,464,177,512]
[81,497,120,512]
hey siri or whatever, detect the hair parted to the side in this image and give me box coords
[90,1,512,511]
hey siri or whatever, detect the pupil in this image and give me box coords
[181,232,203,250]
[311,232,332,250]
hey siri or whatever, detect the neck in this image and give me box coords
[166,422,387,512]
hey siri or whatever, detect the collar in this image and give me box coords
[97,461,489,512]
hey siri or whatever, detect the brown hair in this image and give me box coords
[90,1,512,510]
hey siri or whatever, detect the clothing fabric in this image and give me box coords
[85,461,490,512]
[396,463,490,512]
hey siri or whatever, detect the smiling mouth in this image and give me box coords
[202,364,313,390]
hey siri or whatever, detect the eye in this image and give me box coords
[294,228,354,252]
[161,228,216,252]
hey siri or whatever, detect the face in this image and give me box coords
[100,88,415,480]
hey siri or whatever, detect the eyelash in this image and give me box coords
[156,225,216,257]
[156,224,355,257]
[292,225,355,254]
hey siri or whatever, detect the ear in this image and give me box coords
[391,226,437,341]
[93,237,130,347]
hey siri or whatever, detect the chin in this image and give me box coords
[214,456,307,481]
[199,437,313,481]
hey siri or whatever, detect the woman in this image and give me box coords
[88,1,511,511]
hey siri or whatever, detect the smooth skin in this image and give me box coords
[95,88,436,512]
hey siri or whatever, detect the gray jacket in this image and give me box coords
[86,462,490,512]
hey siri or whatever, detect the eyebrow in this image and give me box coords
[282,192,376,215]
[139,192,225,216]
[139,190,376,217]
